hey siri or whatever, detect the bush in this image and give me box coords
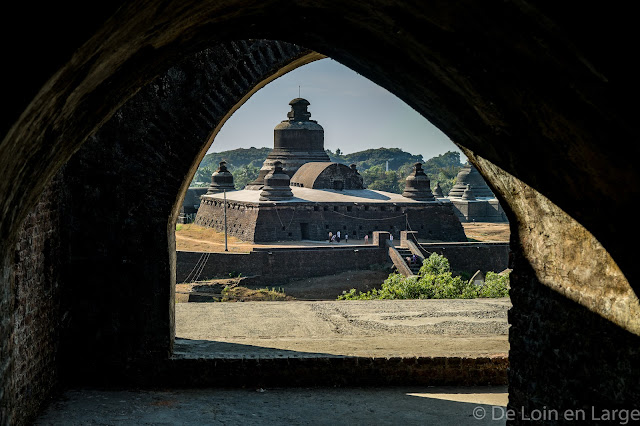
[338,253,510,300]
[477,271,510,298]
[419,252,451,275]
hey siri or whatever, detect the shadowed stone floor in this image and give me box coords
[36,386,508,425]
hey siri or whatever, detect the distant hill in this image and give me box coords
[327,147,424,172]
[192,147,463,195]
[200,147,271,170]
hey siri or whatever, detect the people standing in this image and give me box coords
[364,235,369,244]
[345,233,349,243]
[336,230,341,243]
[328,231,333,242]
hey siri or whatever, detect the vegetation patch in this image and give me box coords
[338,253,509,300]
[221,286,294,302]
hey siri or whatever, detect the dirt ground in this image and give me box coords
[461,222,510,242]
[174,298,510,358]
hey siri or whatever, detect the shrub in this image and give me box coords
[419,252,451,275]
[477,271,510,298]
[338,253,510,300]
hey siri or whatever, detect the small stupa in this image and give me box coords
[259,161,294,201]
[402,163,435,201]
[448,163,495,198]
[461,184,476,200]
[206,161,235,194]
[433,182,445,198]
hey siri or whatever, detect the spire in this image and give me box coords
[206,161,234,194]
[433,182,444,198]
[259,161,294,201]
[287,98,312,121]
[402,163,435,201]
[246,98,328,190]
[461,184,476,200]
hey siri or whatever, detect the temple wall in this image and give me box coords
[195,198,258,241]
[195,201,467,242]
[420,242,510,275]
[450,199,508,223]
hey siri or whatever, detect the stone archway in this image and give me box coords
[57,40,319,370]
[2,2,639,424]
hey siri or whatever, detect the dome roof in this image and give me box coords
[290,162,364,190]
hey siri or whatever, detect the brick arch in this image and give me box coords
[58,40,319,370]
[1,2,639,424]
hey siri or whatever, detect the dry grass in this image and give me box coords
[221,286,295,302]
[175,223,252,252]
[462,222,510,242]
[175,277,295,302]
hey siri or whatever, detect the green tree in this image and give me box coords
[192,165,215,186]
[362,165,402,193]
[232,165,261,190]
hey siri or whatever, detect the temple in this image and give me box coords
[444,163,508,222]
[194,99,467,242]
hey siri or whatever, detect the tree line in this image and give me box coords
[191,147,464,195]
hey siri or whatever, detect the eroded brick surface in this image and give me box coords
[4,175,63,425]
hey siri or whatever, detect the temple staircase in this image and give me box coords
[395,247,421,276]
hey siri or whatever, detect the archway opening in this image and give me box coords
[172,55,511,369]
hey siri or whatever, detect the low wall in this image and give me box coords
[176,246,389,285]
[420,242,510,274]
[176,241,510,284]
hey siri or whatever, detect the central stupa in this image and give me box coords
[245,98,330,189]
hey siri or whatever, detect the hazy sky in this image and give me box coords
[207,58,466,162]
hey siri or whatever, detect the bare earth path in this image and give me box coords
[175,298,510,359]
